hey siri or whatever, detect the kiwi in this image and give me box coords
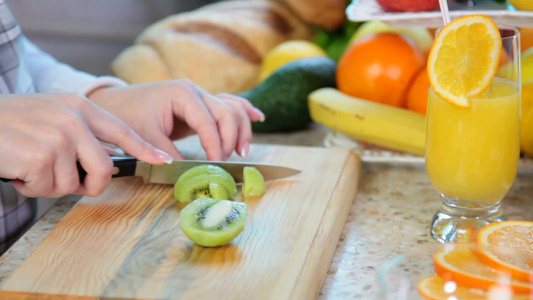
[208,182,228,199]
[179,197,247,247]
[174,165,237,203]
[242,166,265,197]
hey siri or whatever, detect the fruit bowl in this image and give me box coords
[324,130,424,164]
[347,0,533,28]
[375,242,533,300]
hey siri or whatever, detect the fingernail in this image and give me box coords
[155,149,173,164]
[255,108,266,122]
[240,142,249,158]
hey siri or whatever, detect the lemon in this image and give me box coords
[519,49,533,156]
[522,47,533,82]
[508,0,533,10]
[427,15,502,107]
[521,81,533,156]
[349,20,434,55]
[501,48,533,156]
[259,40,327,82]
[497,47,533,81]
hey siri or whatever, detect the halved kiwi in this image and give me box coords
[174,165,237,203]
[179,197,247,247]
[242,166,265,197]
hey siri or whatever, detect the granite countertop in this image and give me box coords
[1,124,532,299]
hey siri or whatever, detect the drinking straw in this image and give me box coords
[439,0,451,25]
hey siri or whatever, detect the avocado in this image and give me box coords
[239,56,337,133]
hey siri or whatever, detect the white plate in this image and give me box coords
[324,130,533,175]
[347,0,533,27]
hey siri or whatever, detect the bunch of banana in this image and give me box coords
[308,88,426,156]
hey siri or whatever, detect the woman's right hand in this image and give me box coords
[0,93,172,198]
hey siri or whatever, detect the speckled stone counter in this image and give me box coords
[1,125,532,299]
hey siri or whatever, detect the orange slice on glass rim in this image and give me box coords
[418,275,532,300]
[427,14,502,108]
[433,245,533,294]
[476,220,533,283]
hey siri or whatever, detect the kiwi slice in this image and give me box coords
[242,166,265,197]
[208,182,228,199]
[179,197,247,247]
[174,165,237,203]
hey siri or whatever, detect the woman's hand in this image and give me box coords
[0,93,172,198]
[88,79,264,161]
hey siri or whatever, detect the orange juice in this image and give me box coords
[425,78,520,205]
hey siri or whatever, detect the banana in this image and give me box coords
[308,88,426,156]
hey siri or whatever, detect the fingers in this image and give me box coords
[214,95,252,158]
[79,100,173,165]
[7,127,80,198]
[103,146,124,156]
[198,93,240,159]
[66,122,115,196]
[86,80,262,162]
[171,83,225,161]
[11,146,56,197]
[11,114,111,197]
[0,93,175,199]
[135,131,185,160]
[217,93,265,122]
[174,84,259,160]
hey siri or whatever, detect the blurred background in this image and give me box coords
[6,0,217,75]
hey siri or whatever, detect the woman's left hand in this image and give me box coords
[88,79,264,161]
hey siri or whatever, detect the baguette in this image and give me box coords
[110,0,312,94]
[272,0,348,30]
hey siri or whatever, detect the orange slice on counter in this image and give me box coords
[433,245,533,294]
[476,220,533,283]
[427,14,502,108]
[418,275,533,300]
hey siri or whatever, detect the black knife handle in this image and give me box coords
[1,155,138,183]
[79,155,138,182]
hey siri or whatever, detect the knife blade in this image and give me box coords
[129,157,301,184]
[0,156,301,184]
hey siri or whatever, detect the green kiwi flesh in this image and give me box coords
[174,165,237,203]
[242,166,265,197]
[179,197,247,247]
[208,182,228,199]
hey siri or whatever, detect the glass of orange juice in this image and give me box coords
[426,23,521,243]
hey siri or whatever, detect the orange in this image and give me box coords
[521,27,533,52]
[336,32,425,108]
[427,15,502,108]
[433,245,533,294]
[476,220,533,283]
[418,275,532,300]
[406,67,429,114]
[508,0,533,11]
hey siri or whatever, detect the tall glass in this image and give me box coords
[426,26,521,243]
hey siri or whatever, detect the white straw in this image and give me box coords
[439,0,451,25]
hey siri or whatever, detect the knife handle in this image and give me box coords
[78,155,138,182]
[0,156,138,183]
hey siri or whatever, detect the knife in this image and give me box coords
[0,156,301,184]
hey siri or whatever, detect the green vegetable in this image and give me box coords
[239,56,337,133]
[314,20,362,62]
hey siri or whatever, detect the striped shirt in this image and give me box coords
[0,0,127,254]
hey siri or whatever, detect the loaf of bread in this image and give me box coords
[272,0,348,30]
[110,0,313,94]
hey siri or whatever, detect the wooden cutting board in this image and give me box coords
[0,143,361,300]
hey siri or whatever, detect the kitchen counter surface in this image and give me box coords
[1,124,532,299]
